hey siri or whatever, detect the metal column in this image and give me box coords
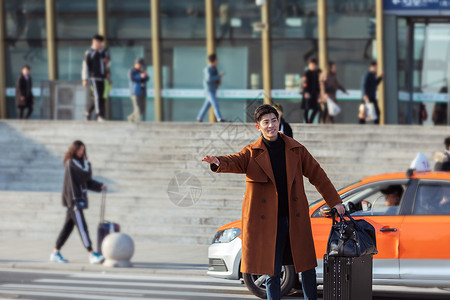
[317,0,328,72]
[45,0,57,81]
[0,0,6,118]
[151,0,163,122]
[261,0,272,105]
[376,0,385,124]
[205,0,217,122]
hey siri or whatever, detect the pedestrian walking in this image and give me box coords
[273,103,293,138]
[202,104,345,300]
[434,136,450,171]
[361,61,383,124]
[301,58,320,124]
[319,61,348,123]
[50,140,107,264]
[82,34,110,122]
[197,53,226,122]
[15,65,34,119]
[128,58,149,122]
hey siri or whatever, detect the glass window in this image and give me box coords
[327,40,372,90]
[161,0,205,39]
[5,0,47,40]
[326,0,375,39]
[55,0,97,39]
[313,182,407,217]
[271,39,315,90]
[413,184,450,215]
[271,0,317,39]
[107,0,150,39]
[4,0,47,119]
[214,0,261,40]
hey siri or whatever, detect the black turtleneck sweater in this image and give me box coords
[262,134,289,218]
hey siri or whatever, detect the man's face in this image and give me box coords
[92,39,103,50]
[370,65,377,73]
[22,68,30,76]
[211,59,218,66]
[385,193,400,206]
[134,63,142,70]
[255,113,279,141]
[308,63,317,71]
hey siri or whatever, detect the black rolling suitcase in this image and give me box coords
[97,191,120,254]
[323,254,373,300]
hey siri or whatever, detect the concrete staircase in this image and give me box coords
[0,120,448,245]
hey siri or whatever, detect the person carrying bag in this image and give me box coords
[50,140,107,264]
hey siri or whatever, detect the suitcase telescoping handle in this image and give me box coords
[100,190,106,223]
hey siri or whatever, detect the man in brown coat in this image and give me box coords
[202,104,345,300]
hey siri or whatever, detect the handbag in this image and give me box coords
[67,163,88,210]
[365,102,377,121]
[327,212,378,257]
[326,98,341,116]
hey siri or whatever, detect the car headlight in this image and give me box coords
[212,228,241,244]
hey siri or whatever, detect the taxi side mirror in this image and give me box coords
[320,205,333,218]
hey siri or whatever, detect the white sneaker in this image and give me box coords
[50,252,68,263]
[89,252,105,264]
[97,117,105,122]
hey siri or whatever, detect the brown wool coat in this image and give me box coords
[212,133,341,275]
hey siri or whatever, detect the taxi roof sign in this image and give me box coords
[410,152,431,172]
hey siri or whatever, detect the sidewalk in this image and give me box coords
[0,236,210,276]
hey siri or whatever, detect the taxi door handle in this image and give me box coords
[380,228,397,232]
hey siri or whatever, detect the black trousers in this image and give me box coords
[87,79,105,119]
[303,97,319,124]
[18,105,33,119]
[370,98,381,124]
[55,208,93,252]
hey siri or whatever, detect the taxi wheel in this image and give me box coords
[242,265,297,299]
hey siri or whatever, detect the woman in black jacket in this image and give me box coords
[15,65,34,119]
[50,140,106,264]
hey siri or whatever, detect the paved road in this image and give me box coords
[0,269,254,300]
[1,269,450,300]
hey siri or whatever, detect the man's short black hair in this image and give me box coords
[22,65,30,70]
[208,53,217,63]
[381,185,403,198]
[445,136,450,150]
[370,60,377,67]
[254,104,279,123]
[93,34,104,42]
[308,58,317,65]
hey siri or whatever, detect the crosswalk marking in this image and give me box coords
[1,284,255,299]
[36,278,246,291]
[0,272,256,300]
[0,289,152,300]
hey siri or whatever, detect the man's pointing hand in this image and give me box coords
[202,155,220,166]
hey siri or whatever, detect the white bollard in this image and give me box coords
[101,233,135,267]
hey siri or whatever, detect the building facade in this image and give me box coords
[0,0,448,124]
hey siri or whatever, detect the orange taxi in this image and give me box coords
[207,171,450,298]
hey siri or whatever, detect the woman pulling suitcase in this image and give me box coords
[50,140,107,264]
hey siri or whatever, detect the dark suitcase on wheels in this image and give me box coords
[323,254,373,300]
[97,191,120,254]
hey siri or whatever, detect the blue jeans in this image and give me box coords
[197,90,223,121]
[266,216,318,300]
